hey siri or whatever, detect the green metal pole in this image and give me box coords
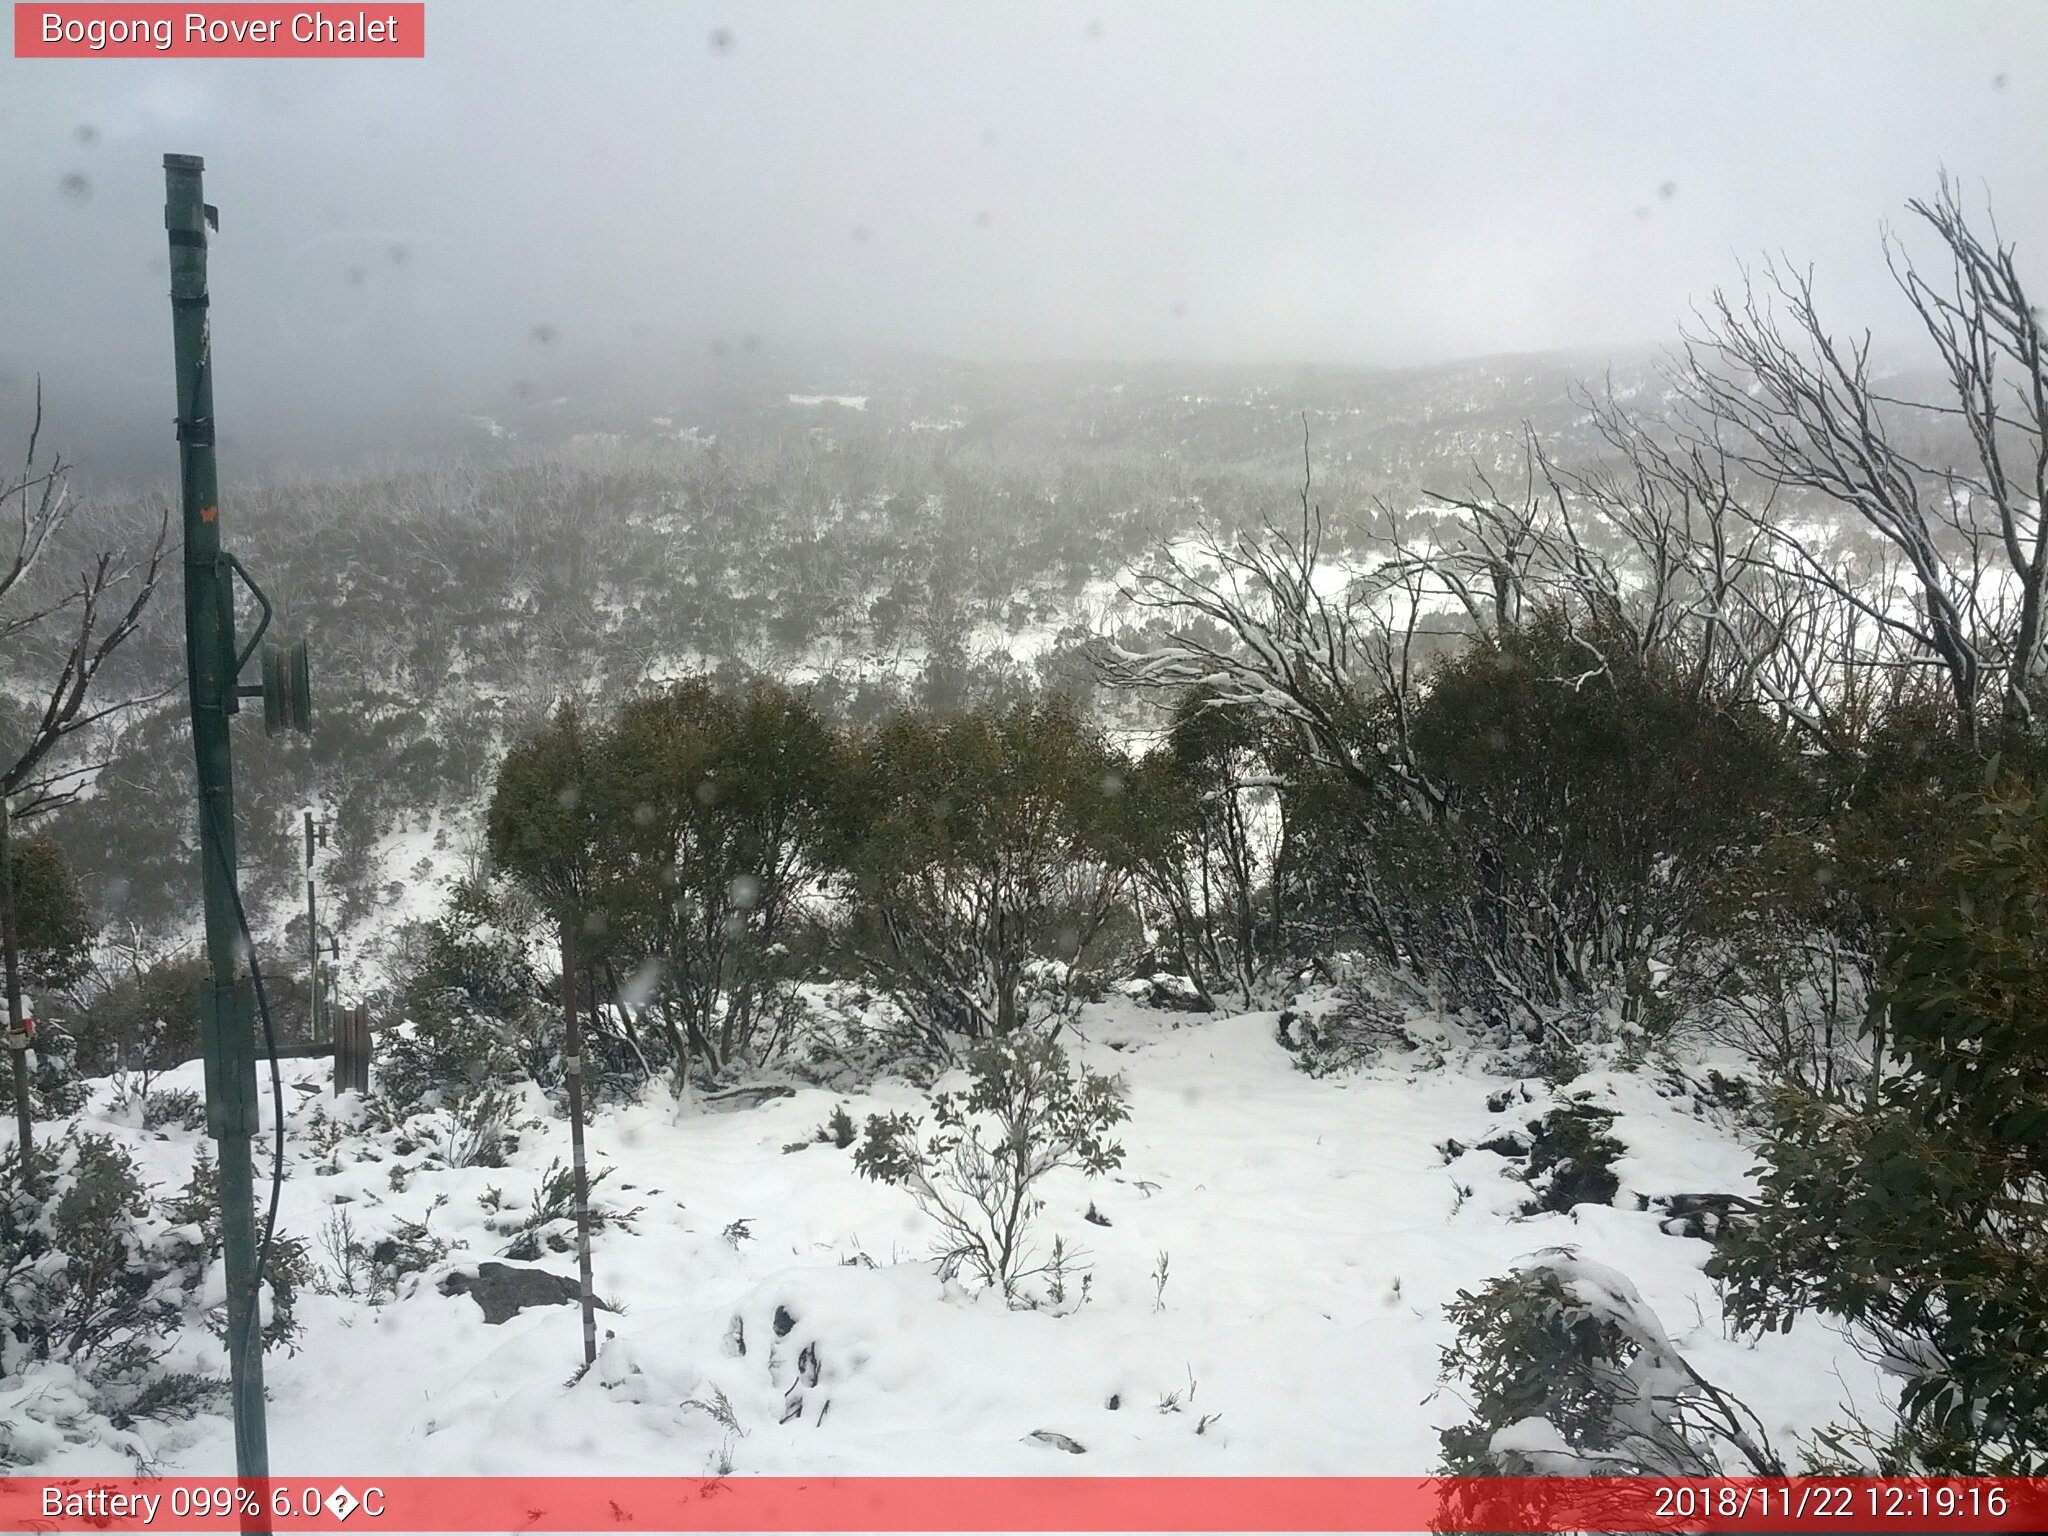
[165,152,270,1482]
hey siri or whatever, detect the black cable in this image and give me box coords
[201,795,286,1364]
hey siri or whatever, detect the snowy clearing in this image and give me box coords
[8,1000,1880,1478]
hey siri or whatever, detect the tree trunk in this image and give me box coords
[1,801,34,1170]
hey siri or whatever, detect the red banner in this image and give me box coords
[3,1477,2047,1533]
[13,4,424,58]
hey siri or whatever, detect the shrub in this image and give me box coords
[359,1201,458,1303]
[595,679,849,1080]
[0,1133,305,1457]
[1113,693,1291,1008]
[388,876,541,1034]
[65,956,208,1076]
[843,698,1134,1051]
[162,1144,306,1355]
[1711,777,2048,1474]
[491,1160,642,1262]
[1277,971,1426,1076]
[4,832,96,994]
[852,1032,1128,1300]
[1289,611,1795,1042]
[141,1088,206,1132]
[2,1135,203,1381]
[372,1010,523,1118]
[1520,1103,1627,1215]
[784,1103,857,1153]
[423,1085,529,1168]
[1437,1250,1782,1483]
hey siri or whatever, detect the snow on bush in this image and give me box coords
[852,1032,1127,1302]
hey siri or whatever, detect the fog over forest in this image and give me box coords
[3,0,2044,477]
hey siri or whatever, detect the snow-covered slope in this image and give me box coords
[9,1001,1883,1477]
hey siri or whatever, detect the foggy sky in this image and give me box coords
[2,0,2043,475]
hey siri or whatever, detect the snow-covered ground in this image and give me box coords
[7,1000,1884,1478]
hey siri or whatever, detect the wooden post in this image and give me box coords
[331,1005,370,1096]
[561,918,598,1368]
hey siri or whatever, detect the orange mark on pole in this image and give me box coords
[201,505,217,522]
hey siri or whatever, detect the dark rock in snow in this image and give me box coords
[1520,1104,1625,1214]
[1084,1202,1111,1227]
[1476,1132,1529,1158]
[1027,1430,1087,1454]
[702,1084,796,1113]
[440,1262,598,1324]
[1642,1191,1760,1239]
[773,1304,798,1337]
[1142,974,1210,1011]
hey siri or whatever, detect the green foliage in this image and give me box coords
[372,1010,523,1118]
[389,876,542,1034]
[1112,693,1290,1006]
[0,1134,252,1433]
[1520,1103,1626,1214]
[852,1032,1127,1299]
[1672,693,1994,1098]
[597,679,849,1076]
[158,1146,306,1355]
[6,832,96,993]
[141,1088,205,1132]
[359,1202,457,1302]
[37,439,1189,942]
[488,699,606,921]
[844,696,1135,1049]
[1290,611,1795,1040]
[377,876,557,1115]
[784,1102,857,1153]
[313,1198,474,1306]
[62,955,207,1076]
[1438,1253,1781,1480]
[491,1160,641,1261]
[423,1084,528,1169]
[487,681,853,1083]
[1711,778,2048,1474]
